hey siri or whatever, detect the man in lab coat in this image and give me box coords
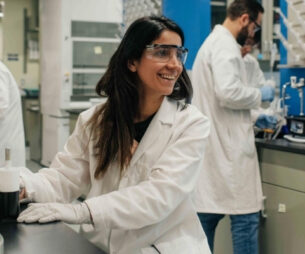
[192,1,275,253]
[0,61,25,167]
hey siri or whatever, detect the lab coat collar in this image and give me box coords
[129,97,177,166]
[156,97,177,125]
[214,24,237,44]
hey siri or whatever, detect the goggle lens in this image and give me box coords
[145,44,188,64]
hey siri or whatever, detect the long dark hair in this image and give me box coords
[86,16,192,178]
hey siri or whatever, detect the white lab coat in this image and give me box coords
[0,61,25,167]
[244,54,277,122]
[244,53,265,89]
[192,25,263,214]
[20,97,211,254]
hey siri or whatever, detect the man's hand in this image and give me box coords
[255,114,278,129]
[260,85,275,102]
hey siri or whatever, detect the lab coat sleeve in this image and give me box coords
[250,108,264,124]
[85,110,210,231]
[0,71,10,118]
[246,55,266,88]
[20,113,91,203]
[212,47,261,110]
[253,60,266,88]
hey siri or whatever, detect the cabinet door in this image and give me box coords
[260,183,305,254]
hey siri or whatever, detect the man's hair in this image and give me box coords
[227,0,264,21]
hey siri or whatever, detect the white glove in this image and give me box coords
[17,202,92,224]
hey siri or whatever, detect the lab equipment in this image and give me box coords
[263,128,274,141]
[286,116,305,136]
[260,85,275,102]
[281,76,305,142]
[282,76,304,116]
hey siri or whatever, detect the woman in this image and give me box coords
[18,16,211,254]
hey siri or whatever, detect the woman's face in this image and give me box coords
[129,30,184,100]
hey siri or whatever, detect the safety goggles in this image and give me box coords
[249,16,261,33]
[145,44,188,65]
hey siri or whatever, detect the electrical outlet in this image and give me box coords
[278,203,286,213]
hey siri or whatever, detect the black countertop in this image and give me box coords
[256,138,305,155]
[0,218,104,254]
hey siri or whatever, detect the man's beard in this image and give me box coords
[237,25,249,46]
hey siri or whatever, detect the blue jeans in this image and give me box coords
[197,212,260,254]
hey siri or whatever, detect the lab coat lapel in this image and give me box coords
[130,97,176,167]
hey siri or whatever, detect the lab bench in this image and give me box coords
[0,217,105,254]
[214,138,305,254]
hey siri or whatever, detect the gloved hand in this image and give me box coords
[255,114,278,129]
[17,202,92,224]
[260,85,275,102]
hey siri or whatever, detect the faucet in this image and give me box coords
[297,78,304,116]
[281,81,291,117]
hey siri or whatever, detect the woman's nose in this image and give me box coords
[167,53,181,68]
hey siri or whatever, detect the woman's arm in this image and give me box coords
[20,111,91,203]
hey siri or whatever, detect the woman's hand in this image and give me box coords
[17,202,92,224]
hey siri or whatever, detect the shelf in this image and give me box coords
[277,64,305,68]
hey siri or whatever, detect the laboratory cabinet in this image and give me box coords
[260,183,305,254]
[257,144,305,254]
[39,0,122,165]
[213,139,305,254]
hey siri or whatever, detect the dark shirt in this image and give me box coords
[134,114,155,143]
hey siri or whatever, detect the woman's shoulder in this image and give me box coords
[166,99,210,139]
[173,100,210,127]
[79,104,103,123]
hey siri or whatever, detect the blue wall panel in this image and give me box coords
[162,0,211,70]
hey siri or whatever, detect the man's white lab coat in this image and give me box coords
[0,61,25,167]
[192,25,263,214]
[20,97,211,254]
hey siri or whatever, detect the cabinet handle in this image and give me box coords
[261,196,268,218]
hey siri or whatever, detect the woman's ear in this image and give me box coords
[128,59,137,72]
